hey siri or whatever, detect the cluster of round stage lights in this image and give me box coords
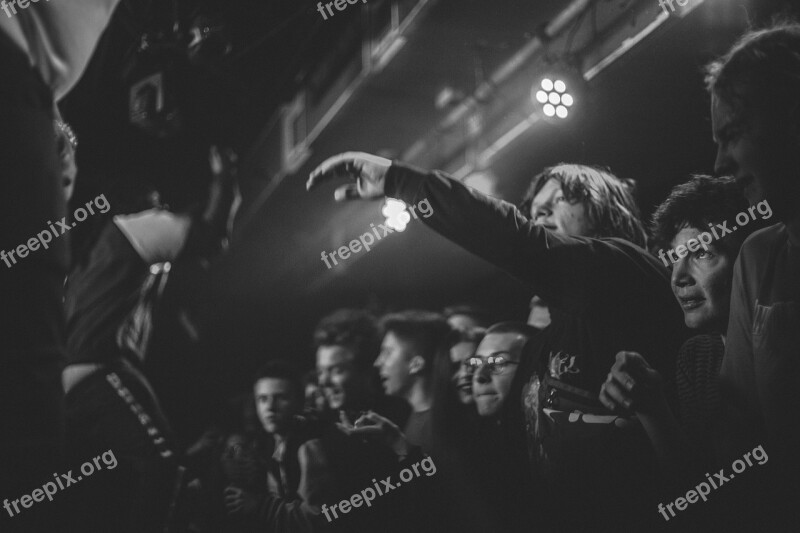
[534,78,573,119]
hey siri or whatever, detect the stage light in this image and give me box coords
[382,198,411,232]
[533,77,574,120]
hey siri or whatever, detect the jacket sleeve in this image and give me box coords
[256,439,335,533]
[384,161,666,314]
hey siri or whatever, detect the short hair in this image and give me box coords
[518,164,648,248]
[650,175,756,257]
[484,322,540,340]
[442,304,493,329]
[313,308,380,371]
[253,360,302,400]
[447,326,487,346]
[705,21,800,130]
[380,311,452,373]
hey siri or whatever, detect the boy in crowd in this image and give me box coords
[313,308,409,425]
[707,21,800,527]
[375,311,451,453]
[307,153,686,529]
[223,361,332,532]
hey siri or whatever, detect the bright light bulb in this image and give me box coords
[562,94,573,107]
[535,90,548,104]
[548,92,560,105]
[554,80,566,93]
[556,105,568,118]
[543,104,555,117]
[541,78,553,92]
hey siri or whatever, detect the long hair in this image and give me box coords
[518,163,649,248]
[705,20,800,130]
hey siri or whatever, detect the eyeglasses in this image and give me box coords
[464,353,520,375]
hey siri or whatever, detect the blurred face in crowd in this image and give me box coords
[316,345,367,411]
[529,178,593,237]
[254,377,299,436]
[304,381,327,412]
[375,332,418,398]
[450,340,478,405]
[669,226,735,332]
[447,313,482,331]
[712,94,800,220]
[472,332,526,417]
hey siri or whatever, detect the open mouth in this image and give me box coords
[679,297,705,310]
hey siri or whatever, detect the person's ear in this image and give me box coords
[408,355,426,375]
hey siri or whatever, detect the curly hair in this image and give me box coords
[705,20,800,129]
[312,309,381,371]
[518,163,649,248]
[650,175,757,256]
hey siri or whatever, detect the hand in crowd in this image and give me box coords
[599,351,664,414]
[337,410,411,459]
[306,152,392,201]
[223,485,259,516]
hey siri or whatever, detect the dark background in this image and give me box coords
[60,0,799,442]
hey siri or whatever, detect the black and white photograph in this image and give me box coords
[1,0,799,531]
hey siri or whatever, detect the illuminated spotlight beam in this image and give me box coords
[478,112,542,165]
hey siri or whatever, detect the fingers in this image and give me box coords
[334,184,361,202]
[600,374,634,411]
[209,145,222,175]
[307,153,360,191]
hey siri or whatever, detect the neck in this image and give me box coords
[405,377,433,412]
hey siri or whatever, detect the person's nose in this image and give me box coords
[671,255,694,289]
[473,363,491,385]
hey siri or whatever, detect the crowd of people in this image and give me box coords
[1,2,799,531]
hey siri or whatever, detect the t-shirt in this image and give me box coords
[720,223,800,472]
[403,408,433,454]
[385,161,688,529]
[0,0,120,100]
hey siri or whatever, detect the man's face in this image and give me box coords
[450,341,478,405]
[529,178,594,237]
[711,94,799,219]
[316,345,365,410]
[669,226,735,332]
[375,332,416,397]
[472,333,525,417]
[254,378,298,436]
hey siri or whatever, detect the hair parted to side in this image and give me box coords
[253,359,302,399]
[650,175,753,256]
[313,308,381,371]
[380,310,452,373]
[705,20,800,129]
[518,163,649,248]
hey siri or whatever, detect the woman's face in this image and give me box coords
[450,341,478,405]
[669,226,735,332]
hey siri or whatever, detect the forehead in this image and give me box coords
[711,95,739,135]
[476,332,525,357]
[531,178,561,205]
[316,345,355,367]
[254,377,294,395]
[670,225,720,251]
[381,331,408,350]
[450,341,477,363]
